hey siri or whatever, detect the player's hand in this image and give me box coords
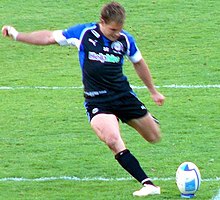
[151,91,165,106]
[2,25,18,40]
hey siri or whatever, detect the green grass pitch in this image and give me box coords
[0,0,219,199]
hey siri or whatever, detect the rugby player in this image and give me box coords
[2,1,165,197]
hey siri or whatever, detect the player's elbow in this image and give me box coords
[47,35,57,45]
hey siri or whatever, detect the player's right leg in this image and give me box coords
[90,113,126,154]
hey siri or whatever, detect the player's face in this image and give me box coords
[100,20,123,41]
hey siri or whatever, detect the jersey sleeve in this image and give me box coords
[128,42,142,63]
[53,24,86,48]
[123,31,142,63]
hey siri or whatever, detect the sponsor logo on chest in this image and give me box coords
[88,52,120,63]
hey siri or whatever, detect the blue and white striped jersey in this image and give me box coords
[53,23,142,102]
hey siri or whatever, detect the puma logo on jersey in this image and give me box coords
[89,38,98,46]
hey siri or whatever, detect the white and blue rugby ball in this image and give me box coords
[176,162,201,198]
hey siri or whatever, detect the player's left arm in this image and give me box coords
[133,59,165,106]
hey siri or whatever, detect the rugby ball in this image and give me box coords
[176,162,201,198]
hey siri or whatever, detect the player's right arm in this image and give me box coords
[2,25,56,45]
[2,24,86,47]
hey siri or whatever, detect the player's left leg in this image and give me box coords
[126,113,161,196]
[127,112,161,143]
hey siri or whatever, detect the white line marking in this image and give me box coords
[0,176,219,182]
[132,84,220,89]
[0,85,219,90]
[0,86,83,90]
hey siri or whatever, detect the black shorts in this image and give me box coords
[84,92,148,123]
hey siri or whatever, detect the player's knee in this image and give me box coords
[149,135,161,143]
[105,134,120,148]
[147,130,161,143]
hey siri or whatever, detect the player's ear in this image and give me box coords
[100,18,104,24]
[100,18,107,25]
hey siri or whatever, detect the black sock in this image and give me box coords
[115,149,154,186]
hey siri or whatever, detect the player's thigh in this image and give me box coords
[90,113,121,142]
[90,114,126,153]
[127,113,161,143]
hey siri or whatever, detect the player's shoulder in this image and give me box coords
[121,29,136,42]
[67,22,97,32]
[84,22,97,28]
[63,22,97,39]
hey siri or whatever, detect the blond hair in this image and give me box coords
[101,2,126,24]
